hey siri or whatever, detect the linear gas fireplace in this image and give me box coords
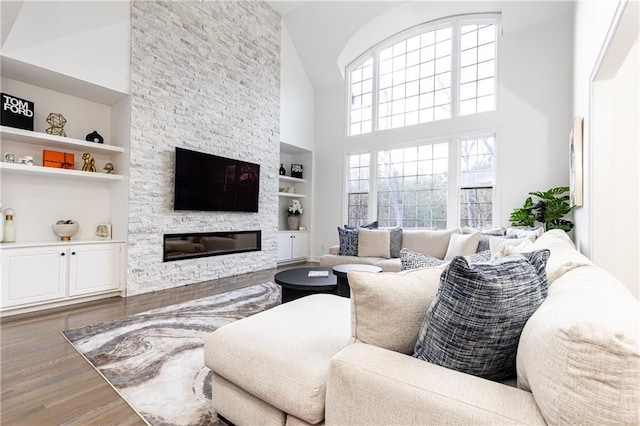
[163,230,261,262]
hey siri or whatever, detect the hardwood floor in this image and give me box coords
[1,263,311,425]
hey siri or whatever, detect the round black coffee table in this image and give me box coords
[332,264,382,297]
[274,267,337,303]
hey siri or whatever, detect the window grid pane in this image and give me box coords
[459,136,495,228]
[378,27,452,131]
[347,153,371,226]
[377,142,448,228]
[459,24,496,116]
[350,57,374,135]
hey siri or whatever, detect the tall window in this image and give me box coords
[377,143,449,228]
[459,135,495,228]
[459,24,497,115]
[349,58,373,136]
[346,153,370,227]
[347,15,498,136]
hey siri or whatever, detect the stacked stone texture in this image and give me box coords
[128,1,280,295]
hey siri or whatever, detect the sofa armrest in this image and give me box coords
[326,342,546,425]
[328,245,340,255]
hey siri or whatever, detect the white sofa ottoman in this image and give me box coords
[204,294,352,425]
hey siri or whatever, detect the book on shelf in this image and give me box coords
[308,270,329,278]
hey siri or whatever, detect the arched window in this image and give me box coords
[347,15,499,136]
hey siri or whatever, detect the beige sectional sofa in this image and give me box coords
[204,230,640,425]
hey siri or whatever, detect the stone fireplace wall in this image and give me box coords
[128,1,280,295]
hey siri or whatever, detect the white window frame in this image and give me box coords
[345,13,500,138]
[454,132,499,229]
[344,130,500,229]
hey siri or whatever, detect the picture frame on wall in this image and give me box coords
[569,116,584,207]
[95,223,112,240]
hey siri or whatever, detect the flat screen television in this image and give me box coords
[174,147,260,212]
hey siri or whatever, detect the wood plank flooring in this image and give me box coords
[1,263,311,425]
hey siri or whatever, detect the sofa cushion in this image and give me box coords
[444,231,480,261]
[517,265,640,424]
[349,266,446,354]
[358,228,390,258]
[414,250,550,381]
[337,227,358,256]
[400,248,447,270]
[532,229,593,283]
[488,235,531,256]
[401,228,459,259]
[204,294,352,424]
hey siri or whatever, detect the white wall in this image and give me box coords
[311,10,574,259]
[280,23,315,151]
[1,1,130,95]
[581,0,639,298]
[572,0,621,254]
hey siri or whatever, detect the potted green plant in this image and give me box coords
[509,186,574,232]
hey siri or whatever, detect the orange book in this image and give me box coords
[43,150,75,170]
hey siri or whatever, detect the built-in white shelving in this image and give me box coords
[1,126,124,154]
[278,192,306,198]
[279,175,306,184]
[0,162,123,181]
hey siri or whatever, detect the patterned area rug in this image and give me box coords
[62,282,281,425]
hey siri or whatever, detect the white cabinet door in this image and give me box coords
[1,246,66,308]
[291,232,309,259]
[277,232,309,262]
[68,243,121,296]
[277,233,293,262]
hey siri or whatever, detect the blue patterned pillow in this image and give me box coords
[337,227,359,256]
[413,249,550,381]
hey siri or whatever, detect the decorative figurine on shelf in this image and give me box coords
[4,152,14,163]
[85,130,104,144]
[82,152,96,172]
[279,164,286,176]
[3,207,16,243]
[103,162,114,174]
[45,113,67,137]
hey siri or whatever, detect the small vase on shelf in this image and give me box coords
[287,215,300,231]
[3,208,16,243]
[279,164,286,176]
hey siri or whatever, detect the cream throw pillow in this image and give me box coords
[443,231,481,261]
[532,229,593,283]
[349,267,446,354]
[401,228,459,260]
[357,228,391,258]
[489,236,535,257]
[492,239,535,260]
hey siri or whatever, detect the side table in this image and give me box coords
[274,267,337,303]
[332,264,382,298]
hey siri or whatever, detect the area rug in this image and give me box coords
[62,282,281,426]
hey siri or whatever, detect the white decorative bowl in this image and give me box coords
[52,222,79,241]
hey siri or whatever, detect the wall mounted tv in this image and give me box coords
[174,147,260,212]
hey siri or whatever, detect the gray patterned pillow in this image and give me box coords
[464,250,491,263]
[388,226,402,258]
[413,249,550,381]
[337,227,358,256]
[400,248,447,270]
